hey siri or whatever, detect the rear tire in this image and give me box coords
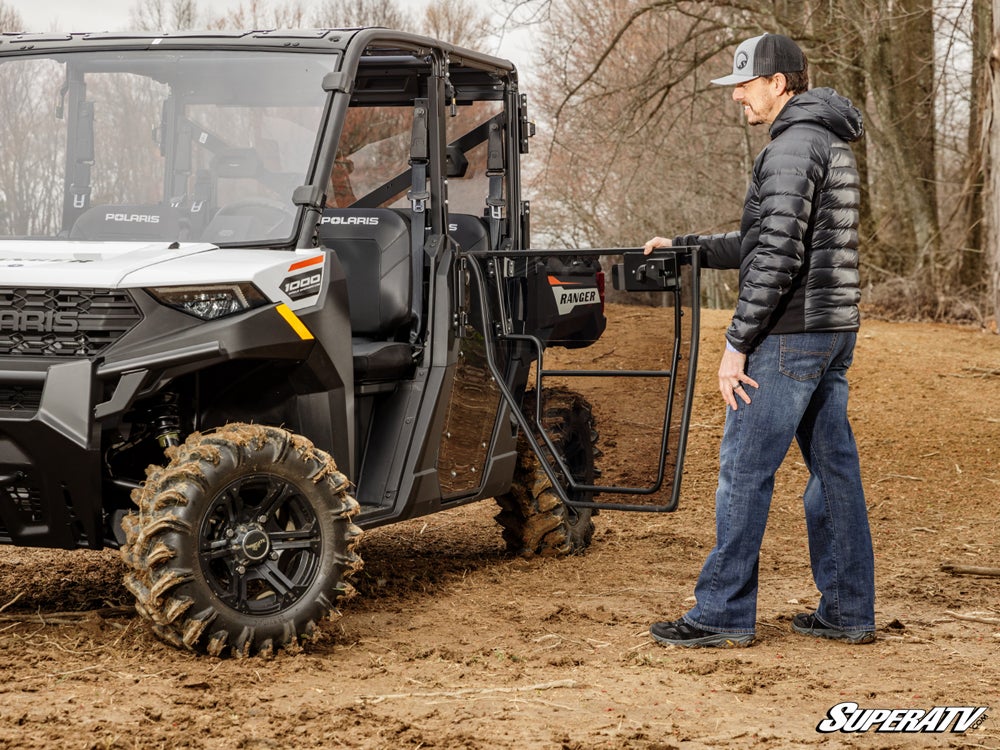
[495,388,598,556]
[121,424,361,657]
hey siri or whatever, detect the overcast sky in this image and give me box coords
[11,0,145,33]
[5,0,535,64]
[13,0,428,32]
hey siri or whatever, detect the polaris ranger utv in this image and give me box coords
[0,27,699,657]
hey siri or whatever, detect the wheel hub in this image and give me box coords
[235,525,271,562]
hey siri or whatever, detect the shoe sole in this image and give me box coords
[791,621,875,644]
[650,630,754,648]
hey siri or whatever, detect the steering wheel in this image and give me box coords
[213,197,294,222]
[203,198,296,242]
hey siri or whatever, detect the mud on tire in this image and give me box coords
[120,423,361,657]
[495,388,598,557]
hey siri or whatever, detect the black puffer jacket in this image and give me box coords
[677,87,863,353]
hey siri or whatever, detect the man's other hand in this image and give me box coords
[719,347,759,410]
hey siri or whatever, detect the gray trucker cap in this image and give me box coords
[711,33,805,86]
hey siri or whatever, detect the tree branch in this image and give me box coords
[941,564,1000,578]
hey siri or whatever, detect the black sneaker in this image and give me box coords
[649,618,754,648]
[791,612,875,644]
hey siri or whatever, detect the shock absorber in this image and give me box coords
[151,393,182,449]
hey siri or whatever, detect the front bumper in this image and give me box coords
[1,359,102,548]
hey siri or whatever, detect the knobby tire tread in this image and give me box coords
[495,388,598,557]
[121,423,361,658]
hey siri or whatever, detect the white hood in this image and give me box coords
[0,240,330,312]
[0,241,218,287]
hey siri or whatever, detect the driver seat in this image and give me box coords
[317,208,415,384]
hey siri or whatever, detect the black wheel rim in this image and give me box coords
[198,473,323,616]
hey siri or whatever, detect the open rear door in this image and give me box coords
[467,246,700,512]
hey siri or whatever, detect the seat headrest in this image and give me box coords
[70,205,181,241]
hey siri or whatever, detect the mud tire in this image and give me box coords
[495,388,598,557]
[120,424,361,657]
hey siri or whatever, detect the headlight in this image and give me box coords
[146,283,270,320]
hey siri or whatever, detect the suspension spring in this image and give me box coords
[151,394,182,449]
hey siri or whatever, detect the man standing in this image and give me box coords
[643,33,875,647]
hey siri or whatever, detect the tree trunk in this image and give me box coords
[990,0,1000,329]
[813,0,939,288]
[955,0,989,292]
[809,0,876,275]
[889,0,939,283]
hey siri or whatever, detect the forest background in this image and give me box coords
[3,0,997,329]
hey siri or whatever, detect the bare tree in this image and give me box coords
[421,0,494,48]
[0,1,21,31]
[210,0,310,28]
[809,0,992,321]
[989,0,1000,329]
[517,0,996,322]
[0,59,70,235]
[309,0,411,28]
[130,0,200,31]
[525,1,759,306]
[849,0,940,291]
[955,0,989,293]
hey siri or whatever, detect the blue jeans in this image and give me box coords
[684,332,875,635]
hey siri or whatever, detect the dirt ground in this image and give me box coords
[1,304,998,749]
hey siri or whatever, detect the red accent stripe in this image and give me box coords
[288,255,324,272]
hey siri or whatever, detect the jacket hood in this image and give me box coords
[770,87,863,142]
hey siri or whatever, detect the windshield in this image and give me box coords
[0,49,338,245]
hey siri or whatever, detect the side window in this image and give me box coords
[324,98,505,215]
[326,105,413,208]
[445,100,504,217]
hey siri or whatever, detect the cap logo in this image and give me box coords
[735,51,749,71]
